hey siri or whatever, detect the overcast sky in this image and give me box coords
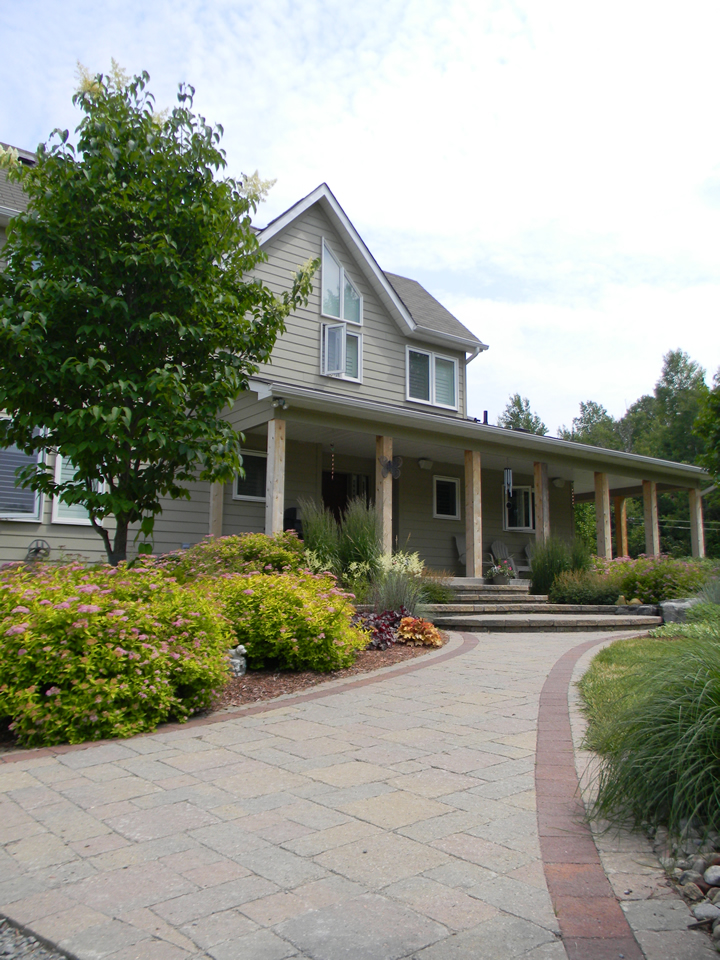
[3,0,719,433]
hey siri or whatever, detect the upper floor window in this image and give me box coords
[322,241,362,324]
[0,437,42,522]
[406,348,458,410]
[321,324,362,381]
[503,485,535,532]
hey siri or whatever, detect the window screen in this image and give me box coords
[0,444,39,518]
[434,477,459,519]
[408,350,431,401]
[236,454,267,500]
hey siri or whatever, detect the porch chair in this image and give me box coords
[490,540,531,578]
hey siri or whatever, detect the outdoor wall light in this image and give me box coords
[552,477,566,488]
[417,458,434,470]
[272,398,289,410]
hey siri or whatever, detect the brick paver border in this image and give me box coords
[0,632,480,765]
[536,637,645,960]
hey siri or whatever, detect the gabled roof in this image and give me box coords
[257,183,488,357]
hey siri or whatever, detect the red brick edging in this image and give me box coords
[536,638,645,960]
[0,633,480,764]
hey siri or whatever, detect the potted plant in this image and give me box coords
[487,559,516,585]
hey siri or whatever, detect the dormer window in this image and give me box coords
[322,241,362,324]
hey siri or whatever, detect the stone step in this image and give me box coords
[426,603,654,615]
[444,594,549,605]
[450,580,531,592]
[432,613,662,632]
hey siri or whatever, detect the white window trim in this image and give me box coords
[233,450,267,502]
[51,455,96,526]
[0,419,44,522]
[433,476,461,520]
[321,239,363,325]
[502,484,536,532]
[406,346,458,411]
[320,323,363,383]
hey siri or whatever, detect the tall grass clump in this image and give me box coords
[372,568,425,616]
[337,498,381,573]
[579,632,720,836]
[299,498,340,574]
[530,538,576,595]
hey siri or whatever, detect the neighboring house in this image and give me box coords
[0,169,710,570]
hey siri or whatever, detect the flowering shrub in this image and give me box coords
[0,563,232,747]
[218,572,368,671]
[397,617,444,647]
[377,552,425,577]
[487,559,516,580]
[593,555,709,604]
[147,532,305,583]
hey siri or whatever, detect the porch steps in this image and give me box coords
[427,577,662,633]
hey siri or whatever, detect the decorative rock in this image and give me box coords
[679,870,705,886]
[706,866,720,887]
[659,598,701,623]
[693,902,720,922]
[692,857,709,875]
[680,882,706,901]
[228,644,247,677]
[711,889,720,904]
[713,917,720,937]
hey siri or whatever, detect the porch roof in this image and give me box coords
[245,379,710,499]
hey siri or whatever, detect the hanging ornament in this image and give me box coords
[330,443,335,481]
[504,467,513,498]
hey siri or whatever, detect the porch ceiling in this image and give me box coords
[247,419,666,497]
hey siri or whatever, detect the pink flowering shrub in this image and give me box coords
[219,572,368,672]
[143,532,306,583]
[592,555,709,604]
[0,563,232,747]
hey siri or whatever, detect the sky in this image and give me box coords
[3,0,720,434]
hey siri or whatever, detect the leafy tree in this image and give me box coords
[697,367,720,485]
[497,394,548,435]
[0,67,316,565]
[558,401,623,450]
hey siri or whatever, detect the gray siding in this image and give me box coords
[254,206,467,416]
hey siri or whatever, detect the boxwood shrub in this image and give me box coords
[219,571,368,671]
[0,563,232,747]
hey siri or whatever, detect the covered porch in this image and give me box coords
[208,381,709,576]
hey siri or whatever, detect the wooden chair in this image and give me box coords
[490,539,531,577]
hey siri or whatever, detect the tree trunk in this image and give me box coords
[108,522,129,566]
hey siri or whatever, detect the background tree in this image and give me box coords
[558,400,623,450]
[497,394,548,435]
[0,68,315,564]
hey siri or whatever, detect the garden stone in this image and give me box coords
[705,866,720,886]
[680,882,705,901]
[711,889,720,904]
[659,598,701,623]
[692,857,709,874]
[679,870,705,885]
[228,644,247,677]
[693,902,720,922]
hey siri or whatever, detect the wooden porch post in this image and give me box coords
[594,471,612,559]
[209,483,224,537]
[464,450,482,578]
[689,487,706,558]
[265,419,286,536]
[534,461,550,545]
[614,496,628,558]
[376,435,393,554]
[642,479,660,556]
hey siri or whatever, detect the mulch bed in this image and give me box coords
[215,641,437,710]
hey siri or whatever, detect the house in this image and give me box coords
[0,169,710,570]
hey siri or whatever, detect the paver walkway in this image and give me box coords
[0,631,712,960]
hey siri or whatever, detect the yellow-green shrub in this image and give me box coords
[219,572,368,671]
[147,532,306,583]
[0,563,232,746]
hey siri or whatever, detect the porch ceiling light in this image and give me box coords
[418,458,434,470]
[552,477,566,488]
